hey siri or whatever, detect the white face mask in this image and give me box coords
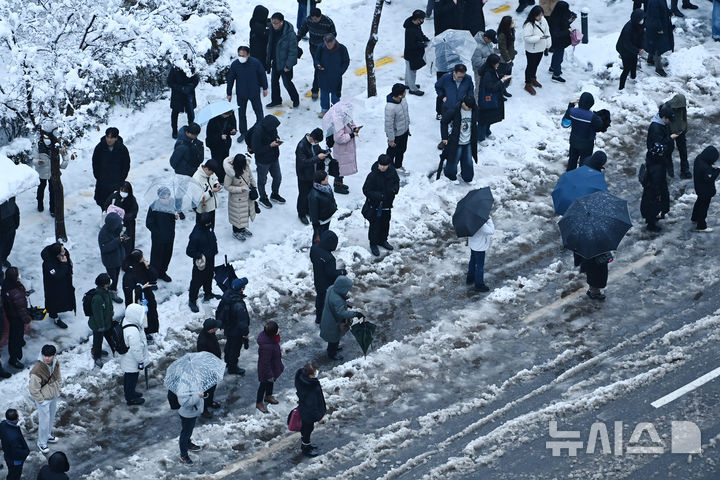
[238,56,248,63]
[120,192,129,198]
[43,138,52,146]
[314,369,320,377]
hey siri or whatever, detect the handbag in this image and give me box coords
[478,90,499,110]
[287,407,302,432]
[570,29,583,47]
[241,176,259,200]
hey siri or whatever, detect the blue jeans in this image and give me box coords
[551,47,565,76]
[297,3,308,34]
[444,143,474,182]
[179,415,197,457]
[713,0,720,40]
[477,124,491,142]
[256,159,282,199]
[319,88,340,111]
[467,250,486,289]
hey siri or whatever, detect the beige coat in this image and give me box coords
[28,358,62,403]
[223,156,257,229]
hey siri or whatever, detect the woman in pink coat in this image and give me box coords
[333,122,360,176]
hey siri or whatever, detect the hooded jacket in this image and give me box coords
[186,222,218,261]
[320,276,360,343]
[257,330,284,382]
[563,93,605,151]
[295,368,326,423]
[249,5,271,69]
[403,17,429,71]
[580,151,608,171]
[295,136,324,182]
[548,1,572,50]
[362,161,401,210]
[693,146,720,198]
[385,94,411,141]
[252,115,281,165]
[197,324,221,359]
[665,94,688,134]
[310,231,344,293]
[167,66,199,112]
[29,355,62,403]
[119,303,148,373]
[0,419,29,464]
[471,34,499,74]
[41,244,76,315]
[37,451,70,480]
[308,183,337,228]
[226,57,268,100]
[616,9,645,58]
[98,212,125,269]
[92,136,131,206]
[267,20,298,71]
[217,288,250,338]
[315,41,350,92]
[170,126,205,177]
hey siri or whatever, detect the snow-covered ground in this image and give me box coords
[1,0,720,478]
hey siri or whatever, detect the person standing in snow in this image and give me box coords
[92,127,130,211]
[40,243,75,330]
[256,320,284,413]
[204,112,236,184]
[226,46,266,145]
[320,276,363,361]
[296,0,317,35]
[641,143,672,232]
[28,344,62,454]
[385,84,411,171]
[98,212,126,303]
[310,230,346,325]
[497,16,517,96]
[216,278,251,376]
[252,115,286,209]
[33,130,68,215]
[691,146,720,232]
[297,8,337,101]
[88,273,115,368]
[294,363,326,457]
[308,170,337,242]
[522,6,551,95]
[547,1,575,84]
[663,94,692,179]
[2,267,31,369]
[250,6,272,71]
[146,187,177,283]
[562,92,606,171]
[169,123,204,220]
[575,251,611,301]
[0,408,30,479]
[0,197,20,269]
[185,212,221,313]
[37,451,70,480]
[440,96,479,184]
[197,318,223,418]
[434,0,465,35]
[177,385,205,465]
[435,64,475,117]
[266,13,301,109]
[121,249,159,342]
[223,153,257,241]
[616,9,646,91]
[295,128,327,225]
[477,54,511,144]
[329,119,359,195]
[315,34,350,117]
[403,10,430,96]
[644,0,674,77]
[467,217,494,292]
[167,63,200,139]
[472,30,499,96]
[191,160,222,227]
[104,181,139,253]
[362,155,401,257]
[119,303,148,406]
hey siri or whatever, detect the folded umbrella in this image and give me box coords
[552,166,608,215]
[350,321,377,357]
[452,187,494,238]
[164,352,226,394]
[194,101,236,126]
[558,191,632,259]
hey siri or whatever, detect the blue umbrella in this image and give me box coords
[452,187,494,238]
[194,101,235,126]
[558,191,632,259]
[552,166,608,215]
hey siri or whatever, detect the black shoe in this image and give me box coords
[671,8,685,16]
[172,130,178,139]
[655,69,668,77]
[409,89,424,96]
[334,183,349,195]
[647,224,662,232]
[127,397,145,406]
[270,193,286,204]
[680,171,692,179]
[259,197,272,209]
[50,211,55,218]
[586,290,606,301]
[502,91,512,98]
[551,76,566,83]
[266,101,282,108]
[188,443,202,452]
[228,367,246,376]
[292,100,300,108]
[188,301,199,313]
[302,446,320,457]
[178,212,186,220]
[134,392,144,398]
[159,273,172,282]
[475,284,490,292]
[379,241,394,250]
[311,91,319,100]
[100,350,109,357]
[203,293,222,302]
[9,359,24,369]
[0,368,11,379]
[299,215,310,225]
[37,202,44,212]
[2,260,10,268]
[683,1,698,8]
[328,353,344,361]
[146,334,154,345]
[179,455,193,465]
[211,401,221,409]
[201,410,213,419]
[370,244,380,256]
[53,317,68,329]
[337,345,343,351]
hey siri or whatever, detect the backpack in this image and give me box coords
[81,289,97,317]
[215,300,230,329]
[245,124,257,153]
[111,320,139,355]
[167,390,181,410]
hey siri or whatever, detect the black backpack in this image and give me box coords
[81,289,97,317]
[167,390,181,410]
[111,320,139,355]
[638,163,648,187]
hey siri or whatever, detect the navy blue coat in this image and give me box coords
[169,126,205,177]
[645,0,674,56]
[310,231,344,293]
[295,369,327,423]
[226,58,268,100]
[435,73,475,110]
[563,93,605,151]
[0,419,29,464]
[315,43,350,92]
[616,9,646,58]
[186,224,218,261]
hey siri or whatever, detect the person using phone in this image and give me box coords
[122,249,159,343]
[98,212,126,304]
[477,55,512,143]
[40,242,75,329]
[252,115,286,208]
[522,5,551,95]
[191,160,222,228]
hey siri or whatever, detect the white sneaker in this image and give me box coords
[465,179,475,185]
[453,179,461,185]
[38,444,50,454]
[696,227,714,232]
[47,435,58,444]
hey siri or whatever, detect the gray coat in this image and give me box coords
[320,276,360,344]
[267,21,298,71]
[384,95,410,141]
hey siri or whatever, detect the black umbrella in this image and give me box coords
[350,321,376,357]
[452,187,494,238]
[558,191,632,259]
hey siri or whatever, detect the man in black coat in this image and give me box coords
[167,64,200,138]
[91,127,130,210]
[169,123,204,218]
[362,154,401,256]
[0,197,20,269]
[691,146,720,232]
[40,243,75,329]
[0,408,30,480]
[226,46,268,143]
[266,13,300,108]
[205,111,237,183]
[641,142,671,232]
[616,9,645,90]
[464,0,486,36]
[310,230,346,325]
[308,170,337,242]
[297,8,337,99]
[295,128,327,224]
[216,278,250,375]
[249,5,271,70]
[146,187,177,282]
[186,212,221,312]
[197,318,222,418]
[315,34,350,115]
[563,92,606,171]
[647,104,678,171]
[252,115,285,208]
[403,11,430,96]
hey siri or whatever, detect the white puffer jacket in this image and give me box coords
[119,304,149,373]
[523,18,552,54]
[384,96,410,141]
[192,166,220,214]
[468,217,495,252]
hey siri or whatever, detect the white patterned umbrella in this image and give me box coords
[164,352,226,394]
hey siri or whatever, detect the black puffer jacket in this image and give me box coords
[41,244,76,314]
[308,185,337,227]
[616,9,645,58]
[98,212,125,269]
[217,289,250,338]
[295,136,324,182]
[146,204,176,243]
[693,146,720,198]
[37,451,70,480]
[167,66,199,112]
[249,5,271,70]
[252,115,281,165]
[186,223,218,261]
[310,230,344,293]
[548,1,572,50]
[295,368,327,423]
[92,135,131,206]
[362,162,401,210]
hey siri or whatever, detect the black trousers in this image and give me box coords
[124,372,140,402]
[270,65,299,104]
[312,223,330,244]
[92,329,115,359]
[203,385,217,412]
[386,130,410,169]
[0,228,17,263]
[368,210,392,246]
[525,51,543,84]
[171,108,195,132]
[567,145,593,171]
[435,72,445,116]
[301,420,315,445]
[37,178,56,212]
[237,96,264,136]
[224,335,242,370]
[256,381,274,403]
[7,319,23,362]
[297,180,313,217]
[633,0,647,10]
[582,260,608,289]
[619,55,638,90]
[150,241,174,276]
[311,49,320,93]
[188,259,214,303]
[327,341,340,358]
[5,461,23,480]
[673,132,689,175]
[692,194,713,230]
[315,288,327,325]
[106,266,121,293]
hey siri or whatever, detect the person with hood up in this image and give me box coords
[146,187,177,283]
[191,160,222,227]
[310,230,346,325]
[169,123,204,219]
[471,30,499,95]
[88,273,115,368]
[548,1,574,83]
[641,143,671,232]
[385,84,411,171]
[294,363,327,457]
[320,276,364,360]
[362,154,401,257]
[40,243,75,329]
[197,318,222,418]
[2,267,31,369]
[477,54,511,143]
[98,212,126,303]
[204,111,237,182]
[308,170,338,243]
[249,5,271,70]
[331,118,360,191]
[562,92,606,171]
[522,6,551,95]
[0,408,29,479]
[119,303,148,406]
[435,64,475,115]
[223,154,257,241]
[256,320,284,413]
[403,11,429,96]
[616,9,646,91]
[186,212,221,313]
[104,181,139,253]
[122,249,159,342]
[252,115,285,209]
[0,197,19,269]
[92,127,131,210]
[644,0,674,77]
[37,451,70,480]
[226,45,266,145]
[440,96,479,184]
[580,150,608,172]
[177,380,205,465]
[28,344,62,454]
[266,12,300,108]
[663,93,691,179]
[297,8,337,100]
[167,63,200,138]
[33,129,68,214]
[295,128,327,225]
[691,146,720,232]
[315,34,350,117]
[216,278,251,375]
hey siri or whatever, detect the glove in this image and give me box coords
[138,363,145,370]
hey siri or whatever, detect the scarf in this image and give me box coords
[313,183,333,195]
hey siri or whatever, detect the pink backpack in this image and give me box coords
[287,407,302,431]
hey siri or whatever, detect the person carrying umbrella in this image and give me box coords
[294,363,326,457]
[205,111,237,184]
[177,383,205,465]
[467,216,495,292]
[320,276,364,361]
[452,187,495,291]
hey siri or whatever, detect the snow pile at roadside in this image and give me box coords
[0,154,39,203]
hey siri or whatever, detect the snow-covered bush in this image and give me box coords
[0,0,231,149]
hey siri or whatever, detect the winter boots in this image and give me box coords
[256,402,269,414]
[531,78,543,89]
[301,442,320,457]
[0,364,11,379]
[333,178,349,195]
[264,395,279,405]
[524,83,537,95]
